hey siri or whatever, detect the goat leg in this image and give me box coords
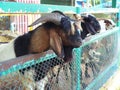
[85,63,90,78]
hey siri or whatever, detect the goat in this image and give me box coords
[99,19,116,33]
[79,17,115,89]
[74,14,101,39]
[74,14,101,89]
[0,11,82,62]
[0,11,82,90]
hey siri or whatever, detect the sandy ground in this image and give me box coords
[0,30,18,42]
[100,69,120,90]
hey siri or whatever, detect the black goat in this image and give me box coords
[74,14,101,39]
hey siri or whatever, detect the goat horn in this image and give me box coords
[28,13,65,27]
[73,14,81,20]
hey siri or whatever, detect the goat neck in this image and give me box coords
[14,25,50,57]
[29,26,50,54]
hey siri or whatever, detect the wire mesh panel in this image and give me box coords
[80,32,118,90]
[0,54,78,90]
[0,29,119,90]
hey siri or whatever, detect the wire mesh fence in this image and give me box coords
[81,32,118,90]
[0,28,119,90]
[0,57,78,90]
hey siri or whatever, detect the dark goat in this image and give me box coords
[74,14,101,39]
[0,11,82,62]
[74,14,101,89]
[0,11,82,89]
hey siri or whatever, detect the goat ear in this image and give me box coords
[50,29,64,59]
[85,22,97,35]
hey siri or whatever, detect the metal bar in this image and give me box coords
[75,48,82,90]
[0,2,119,15]
[0,50,54,71]
[116,9,120,26]
[75,8,82,90]
[112,0,117,8]
[0,2,76,14]
[80,8,119,14]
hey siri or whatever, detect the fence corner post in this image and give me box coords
[74,47,82,90]
[76,6,81,14]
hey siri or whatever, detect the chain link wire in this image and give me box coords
[0,30,119,90]
[81,33,118,89]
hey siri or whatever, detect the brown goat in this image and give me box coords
[0,11,82,62]
[0,11,82,90]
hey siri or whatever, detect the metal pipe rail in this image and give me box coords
[0,2,119,15]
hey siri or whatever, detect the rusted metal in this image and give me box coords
[0,50,54,70]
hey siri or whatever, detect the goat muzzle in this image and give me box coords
[74,37,82,48]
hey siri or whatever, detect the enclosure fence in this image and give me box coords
[0,2,120,90]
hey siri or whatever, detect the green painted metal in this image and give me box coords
[0,53,56,76]
[116,13,120,26]
[0,2,119,14]
[117,27,120,66]
[0,2,76,14]
[85,28,120,90]
[112,0,119,26]
[74,48,82,90]
[112,0,117,8]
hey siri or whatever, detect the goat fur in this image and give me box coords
[0,11,82,90]
[99,19,116,33]
[80,14,101,39]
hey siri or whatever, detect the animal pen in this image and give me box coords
[0,1,120,90]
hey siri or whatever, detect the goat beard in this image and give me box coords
[63,46,74,62]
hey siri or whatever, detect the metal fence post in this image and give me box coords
[75,7,82,90]
[75,47,82,90]
[112,0,117,8]
[116,9,120,26]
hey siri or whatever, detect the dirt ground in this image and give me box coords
[100,68,120,90]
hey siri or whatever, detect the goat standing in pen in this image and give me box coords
[0,11,82,90]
